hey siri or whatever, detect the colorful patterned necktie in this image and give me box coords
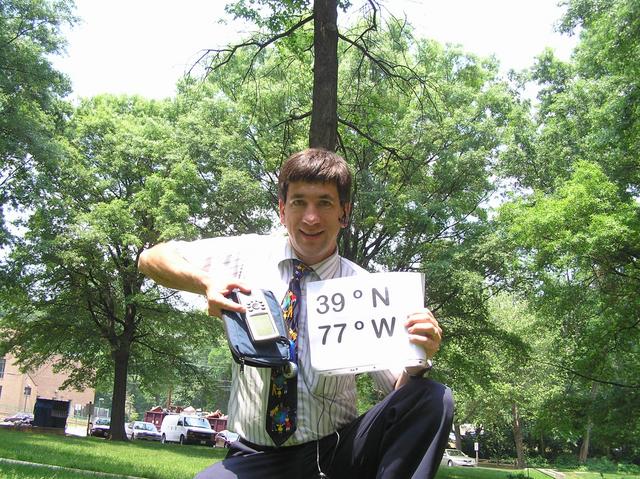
[266,260,312,446]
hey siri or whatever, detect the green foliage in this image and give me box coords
[499,161,640,378]
[225,0,312,31]
[497,160,640,459]
[505,0,640,195]
[495,0,640,464]
[555,453,582,469]
[355,373,386,415]
[0,95,229,438]
[204,338,233,411]
[335,26,529,406]
[526,456,550,468]
[179,9,531,419]
[579,457,619,474]
[225,0,351,32]
[618,463,640,475]
[162,337,233,412]
[0,0,75,244]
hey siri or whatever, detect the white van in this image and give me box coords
[160,414,215,446]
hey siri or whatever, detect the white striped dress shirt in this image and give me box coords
[174,232,398,447]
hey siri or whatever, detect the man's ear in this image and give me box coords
[279,199,286,225]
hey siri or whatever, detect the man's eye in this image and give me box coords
[319,200,333,207]
[291,199,304,207]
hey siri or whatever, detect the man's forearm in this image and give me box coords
[395,369,411,389]
[395,362,433,389]
[138,242,210,295]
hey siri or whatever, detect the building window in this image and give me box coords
[0,385,2,399]
[0,357,5,379]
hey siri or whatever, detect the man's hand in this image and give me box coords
[395,308,442,386]
[204,279,251,318]
[405,308,442,360]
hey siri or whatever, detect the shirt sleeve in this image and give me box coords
[171,236,256,277]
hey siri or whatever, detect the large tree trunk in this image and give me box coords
[109,347,130,440]
[512,403,525,469]
[454,422,463,450]
[106,264,140,441]
[579,422,592,464]
[309,0,338,150]
[579,382,598,463]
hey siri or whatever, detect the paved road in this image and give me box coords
[537,469,566,479]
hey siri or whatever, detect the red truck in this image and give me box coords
[143,406,228,432]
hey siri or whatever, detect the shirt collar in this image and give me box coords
[278,237,341,281]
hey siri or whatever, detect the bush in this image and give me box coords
[552,455,638,474]
[583,457,617,473]
[526,455,549,468]
[617,462,640,475]
[506,474,528,479]
[554,453,580,469]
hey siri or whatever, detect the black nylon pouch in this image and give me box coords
[221,289,291,368]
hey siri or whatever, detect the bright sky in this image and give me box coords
[52,0,578,100]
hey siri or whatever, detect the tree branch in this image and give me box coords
[539,360,640,389]
[338,117,411,162]
[190,14,314,79]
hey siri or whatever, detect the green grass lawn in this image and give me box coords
[435,467,639,479]
[435,466,544,478]
[0,428,638,479]
[0,428,225,479]
[0,460,108,479]
[554,472,639,479]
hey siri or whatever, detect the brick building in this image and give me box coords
[0,353,94,418]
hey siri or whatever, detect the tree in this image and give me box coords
[0,0,75,245]
[494,0,640,462]
[482,293,559,467]
[497,161,640,460]
[0,95,241,440]
[180,12,529,410]
[206,1,407,151]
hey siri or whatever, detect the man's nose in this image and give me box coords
[302,205,320,224]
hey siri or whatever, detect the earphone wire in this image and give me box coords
[298,258,346,478]
[313,375,340,478]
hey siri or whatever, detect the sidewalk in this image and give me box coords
[536,468,566,479]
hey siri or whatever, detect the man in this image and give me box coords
[138,148,453,478]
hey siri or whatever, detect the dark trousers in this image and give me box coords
[195,377,454,479]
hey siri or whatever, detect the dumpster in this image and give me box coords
[33,398,70,429]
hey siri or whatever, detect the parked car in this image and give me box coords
[2,412,34,426]
[90,417,111,438]
[160,414,215,446]
[214,430,240,448]
[125,421,161,441]
[440,448,476,467]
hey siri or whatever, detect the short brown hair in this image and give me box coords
[278,148,352,205]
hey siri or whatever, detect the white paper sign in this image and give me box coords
[307,272,426,375]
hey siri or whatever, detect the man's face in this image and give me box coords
[279,181,350,266]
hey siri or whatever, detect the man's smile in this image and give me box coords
[300,229,323,238]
